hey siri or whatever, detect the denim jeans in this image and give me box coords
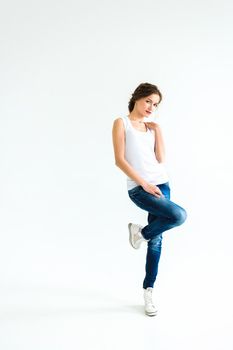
[128,182,187,289]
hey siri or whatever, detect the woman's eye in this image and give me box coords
[146,100,156,107]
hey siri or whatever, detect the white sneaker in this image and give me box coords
[143,287,158,316]
[128,223,149,249]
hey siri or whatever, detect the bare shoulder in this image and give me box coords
[113,116,124,124]
[112,117,125,143]
[112,117,124,130]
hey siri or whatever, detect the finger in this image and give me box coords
[154,192,161,198]
[149,189,159,197]
[155,190,164,197]
[154,189,162,195]
[156,188,163,195]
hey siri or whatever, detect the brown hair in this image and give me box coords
[128,82,162,112]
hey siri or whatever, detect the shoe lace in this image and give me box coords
[135,224,143,234]
[144,289,154,305]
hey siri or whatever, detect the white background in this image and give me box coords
[0,0,233,349]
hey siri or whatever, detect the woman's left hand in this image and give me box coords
[144,122,160,130]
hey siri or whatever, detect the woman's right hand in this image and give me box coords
[142,182,164,198]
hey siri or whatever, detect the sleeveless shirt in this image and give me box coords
[121,116,169,190]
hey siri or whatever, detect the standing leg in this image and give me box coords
[143,182,171,289]
[143,233,163,289]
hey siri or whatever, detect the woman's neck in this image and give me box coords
[128,112,144,122]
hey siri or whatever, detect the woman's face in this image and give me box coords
[135,93,161,117]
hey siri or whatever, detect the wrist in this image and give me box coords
[139,180,147,187]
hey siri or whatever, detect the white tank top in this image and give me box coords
[121,116,169,190]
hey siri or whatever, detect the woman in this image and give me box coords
[112,82,187,317]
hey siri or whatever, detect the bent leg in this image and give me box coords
[142,202,187,240]
[128,187,187,240]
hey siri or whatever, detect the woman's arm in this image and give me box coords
[145,122,165,163]
[112,118,163,197]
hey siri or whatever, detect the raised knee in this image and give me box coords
[172,208,187,226]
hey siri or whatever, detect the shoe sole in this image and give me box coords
[145,310,158,316]
[128,223,138,249]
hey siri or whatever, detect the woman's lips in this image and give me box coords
[146,110,152,114]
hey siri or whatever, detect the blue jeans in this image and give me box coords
[128,182,187,289]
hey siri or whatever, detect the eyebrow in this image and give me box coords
[147,98,158,104]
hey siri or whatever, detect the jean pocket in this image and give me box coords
[163,182,170,190]
[128,185,142,196]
